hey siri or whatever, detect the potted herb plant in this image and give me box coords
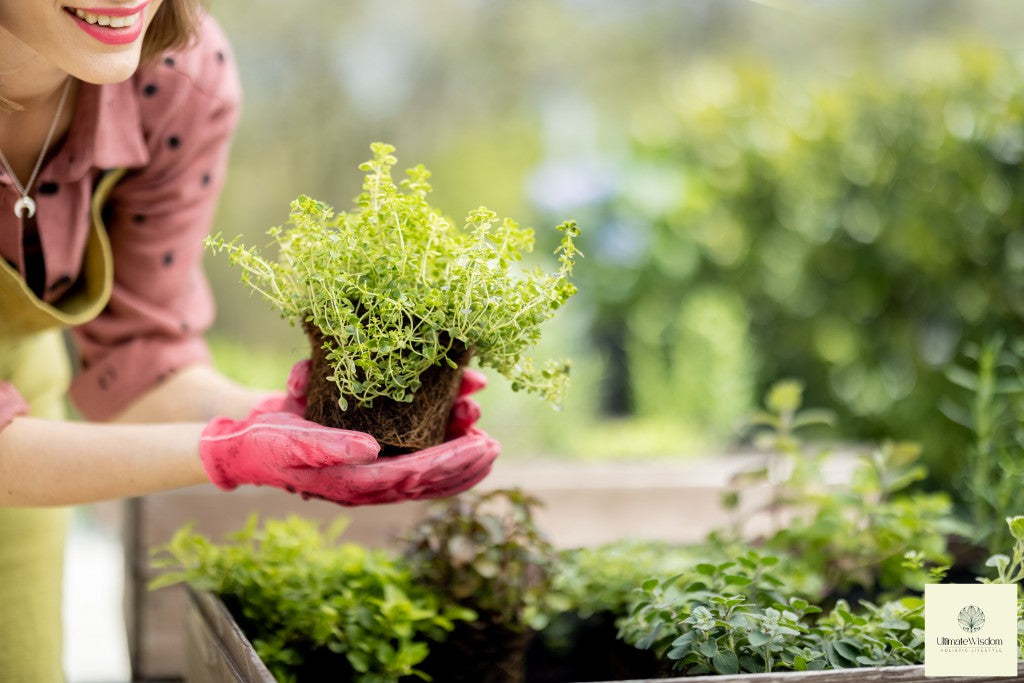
[206,143,581,452]
[401,488,566,683]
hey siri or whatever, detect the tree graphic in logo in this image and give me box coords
[958,605,985,633]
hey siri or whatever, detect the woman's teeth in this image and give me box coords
[73,8,140,28]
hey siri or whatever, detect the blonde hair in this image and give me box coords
[1,0,204,111]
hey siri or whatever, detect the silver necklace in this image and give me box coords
[0,77,73,220]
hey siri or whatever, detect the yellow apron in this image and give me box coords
[0,169,122,683]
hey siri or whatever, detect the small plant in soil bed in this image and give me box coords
[618,519,1024,676]
[151,515,475,682]
[527,540,705,682]
[400,488,567,683]
[206,142,581,452]
[152,488,568,683]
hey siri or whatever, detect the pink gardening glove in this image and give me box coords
[446,368,486,438]
[202,363,498,506]
[198,412,380,498]
[281,427,500,505]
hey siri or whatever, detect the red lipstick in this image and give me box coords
[65,2,149,46]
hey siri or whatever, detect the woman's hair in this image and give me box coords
[1,0,203,111]
[142,0,204,62]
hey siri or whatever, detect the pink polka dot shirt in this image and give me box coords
[0,14,242,424]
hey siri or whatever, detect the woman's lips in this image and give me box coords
[65,2,148,46]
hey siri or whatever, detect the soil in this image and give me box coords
[525,611,669,681]
[416,617,535,683]
[303,323,472,454]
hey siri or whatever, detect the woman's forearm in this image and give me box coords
[0,417,208,506]
[0,364,270,506]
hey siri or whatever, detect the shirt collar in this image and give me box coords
[59,78,150,181]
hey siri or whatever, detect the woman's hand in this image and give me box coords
[273,427,499,506]
[201,362,499,506]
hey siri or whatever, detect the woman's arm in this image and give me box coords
[0,416,207,506]
[0,364,267,506]
[0,363,499,507]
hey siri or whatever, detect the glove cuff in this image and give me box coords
[198,416,242,490]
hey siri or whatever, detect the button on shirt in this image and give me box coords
[0,15,242,424]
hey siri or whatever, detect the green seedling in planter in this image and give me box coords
[619,550,928,675]
[151,515,473,683]
[206,142,581,452]
[529,541,707,682]
[553,540,703,620]
[767,439,965,597]
[721,379,965,600]
[401,488,566,683]
[719,379,834,542]
[620,519,1024,676]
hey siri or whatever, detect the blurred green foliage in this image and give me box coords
[202,1,1024,467]
[941,337,1024,555]
[595,39,1024,480]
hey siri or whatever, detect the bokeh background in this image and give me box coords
[202,0,1024,485]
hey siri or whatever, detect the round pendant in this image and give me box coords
[13,196,36,219]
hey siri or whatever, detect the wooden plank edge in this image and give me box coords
[185,587,277,683]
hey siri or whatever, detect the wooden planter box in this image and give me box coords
[128,453,857,681]
[186,588,275,683]
[186,587,1024,683]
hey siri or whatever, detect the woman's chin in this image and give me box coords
[71,52,146,85]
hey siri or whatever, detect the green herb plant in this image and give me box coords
[980,515,1024,585]
[614,382,1017,677]
[622,517,1024,675]
[719,379,834,539]
[619,550,928,675]
[206,142,581,410]
[151,516,472,683]
[552,540,701,621]
[720,380,964,599]
[401,488,566,634]
[536,540,705,669]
